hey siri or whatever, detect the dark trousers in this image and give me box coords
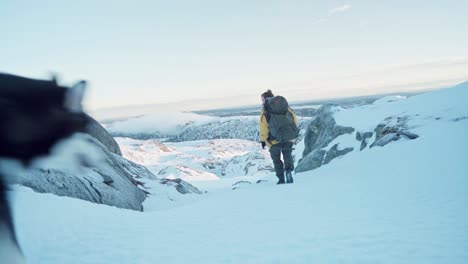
[269,142,294,180]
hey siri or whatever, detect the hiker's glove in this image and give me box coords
[261,142,266,149]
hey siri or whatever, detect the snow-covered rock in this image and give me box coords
[356,131,373,150]
[159,178,203,194]
[5,134,148,211]
[296,106,355,172]
[297,82,468,174]
[369,116,419,148]
[5,134,202,211]
[84,114,122,156]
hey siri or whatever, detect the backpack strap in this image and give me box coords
[262,104,270,122]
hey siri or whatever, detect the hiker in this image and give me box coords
[260,90,299,184]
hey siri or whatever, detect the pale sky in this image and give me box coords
[2,0,468,111]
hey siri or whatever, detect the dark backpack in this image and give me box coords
[264,96,299,143]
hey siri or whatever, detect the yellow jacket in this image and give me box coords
[260,107,298,147]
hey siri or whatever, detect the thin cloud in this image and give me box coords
[328,4,351,16]
[313,4,351,25]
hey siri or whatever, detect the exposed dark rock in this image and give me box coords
[323,144,354,165]
[370,116,419,148]
[370,133,400,148]
[399,130,419,140]
[452,116,468,122]
[302,106,355,158]
[202,161,218,170]
[356,132,362,141]
[296,149,327,173]
[159,178,203,194]
[243,162,256,175]
[356,131,373,150]
[232,180,252,190]
[296,106,354,172]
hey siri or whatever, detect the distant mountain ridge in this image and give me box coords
[107,116,311,142]
[102,92,421,142]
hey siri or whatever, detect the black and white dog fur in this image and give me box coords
[0,73,88,263]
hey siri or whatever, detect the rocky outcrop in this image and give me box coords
[301,106,355,158]
[296,107,423,173]
[323,144,354,165]
[296,149,327,172]
[85,114,122,156]
[370,116,419,148]
[9,134,202,211]
[296,106,354,172]
[356,131,373,151]
[11,135,149,211]
[160,178,203,194]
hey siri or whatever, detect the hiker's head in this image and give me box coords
[261,90,274,105]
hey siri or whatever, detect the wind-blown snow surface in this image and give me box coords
[10,83,468,264]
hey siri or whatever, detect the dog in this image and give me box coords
[0,73,89,263]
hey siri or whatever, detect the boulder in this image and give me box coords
[370,116,419,148]
[159,178,203,194]
[10,134,149,211]
[296,106,354,172]
[323,144,354,165]
[296,149,327,173]
[302,106,354,157]
[84,114,122,156]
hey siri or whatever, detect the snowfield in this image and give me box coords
[10,82,468,264]
[116,138,274,180]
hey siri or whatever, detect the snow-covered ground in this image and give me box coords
[116,137,275,193]
[9,82,468,263]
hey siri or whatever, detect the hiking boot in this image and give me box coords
[277,179,285,185]
[285,170,294,184]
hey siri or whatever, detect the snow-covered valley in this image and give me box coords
[8,83,468,263]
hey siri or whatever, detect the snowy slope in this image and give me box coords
[316,82,468,160]
[10,83,468,264]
